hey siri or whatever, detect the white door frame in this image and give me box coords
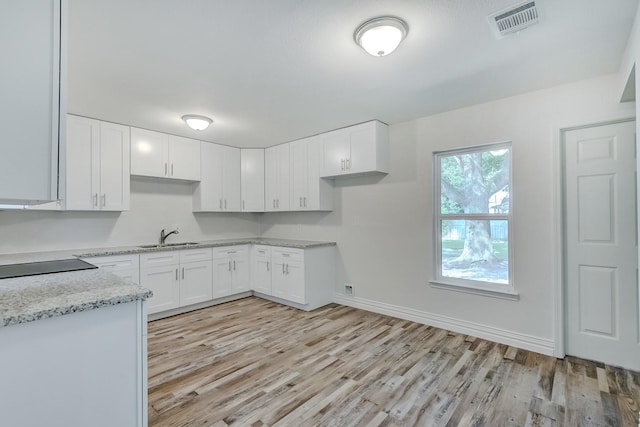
[554,116,636,359]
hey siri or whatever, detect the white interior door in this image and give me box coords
[564,120,639,370]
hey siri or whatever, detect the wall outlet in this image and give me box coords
[344,284,354,296]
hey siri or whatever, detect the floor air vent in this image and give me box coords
[488,1,540,39]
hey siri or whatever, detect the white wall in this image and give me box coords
[0,178,261,254]
[261,73,635,350]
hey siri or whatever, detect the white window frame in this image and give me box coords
[431,142,516,297]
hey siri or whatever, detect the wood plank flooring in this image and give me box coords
[147,297,640,426]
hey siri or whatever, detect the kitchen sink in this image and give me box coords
[138,242,200,249]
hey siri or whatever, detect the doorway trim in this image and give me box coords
[554,116,636,359]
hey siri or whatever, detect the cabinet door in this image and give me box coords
[321,129,348,177]
[66,115,99,210]
[271,258,288,300]
[194,142,223,211]
[290,139,308,211]
[141,265,180,314]
[168,135,201,181]
[180,260,213,306]
[99,122,130,211]
[241,149,265,212]
[251,255,271,295]
[0,0,61,202]
[284,260,306,304]
[265,146,279,212]
[222,145,241,211]
[212,257,233,298]
[231,255,250,293]
[131,128,169,178]
[276,144,291,211]
[348,123,376,174]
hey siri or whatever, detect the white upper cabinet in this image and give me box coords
[130,128,168,178]
[320,120,389,178]
[168,135,201,181]
[66,115,130,211]
[193,142,240,212]
[130,128,200,181]
[241,149,265,212]
[290,136,332,211]
[0,0,64,204]
[265,144,290,211]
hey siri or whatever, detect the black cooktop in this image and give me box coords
[0,259,98,279]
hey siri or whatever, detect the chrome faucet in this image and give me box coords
[159,228,179,246]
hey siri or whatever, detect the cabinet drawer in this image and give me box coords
[272,247,304,261]
[83,254,140,272]
[140,251,180,268]
[180,248,212,264]
[214,245,248,258]
[252,245,271,257]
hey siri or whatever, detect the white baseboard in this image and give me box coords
[333,294,555,357]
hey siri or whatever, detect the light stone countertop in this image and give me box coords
[0,237,334,328]
[0,269,152,327]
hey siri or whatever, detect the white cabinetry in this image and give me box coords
[265,144,290,211]
[0,0,63,203]
[130,128,200,181]
[66,115,130,211]
[193,143,240,212]
[140,249,213,314]
[251,245,272,295]
[213,245,250,298]
[290,136,332,211]
[260,245,335,311]
[320,120,389,178]
[140,251,181,314]
[83,254,140,284]
[241,149,265,212]
[179,249,213,306]
[271,248,306,304]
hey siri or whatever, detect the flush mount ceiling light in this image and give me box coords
[354,16,409,57]
[182,115,212,131]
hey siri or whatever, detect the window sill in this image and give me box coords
[429,280,520,301]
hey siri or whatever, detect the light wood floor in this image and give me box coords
[147,297,640,426]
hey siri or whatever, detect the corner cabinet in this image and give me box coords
[66,115,130,211]
[130,128,201,181]
[265,144,290,211]
[193,142,241,212]
[0,0,64,204]
[320,120,389,178]
[290,136,332,211]
[241,149,265,212]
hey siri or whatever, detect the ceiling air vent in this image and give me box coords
[487,1,540,39]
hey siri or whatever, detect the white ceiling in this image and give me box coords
[68,0,639,148]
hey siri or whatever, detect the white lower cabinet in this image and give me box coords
[251,245,272,295]
[88,243,335,317]
[213,245,250,298]
[257,245,335,311]
[140,249,213,314]
[271,248,306,304]
[180,260,213,306]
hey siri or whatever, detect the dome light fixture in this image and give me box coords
[354,16,409,57]
[182,114,212,131]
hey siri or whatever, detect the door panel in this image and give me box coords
[130,128,168,178]
[565,120,639,370]
[212,258,232,298]
[180,261,213,306]
[99,122,129,211]
[168,135,200,181]
[141,266,179,314]
[66,115,99,210]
